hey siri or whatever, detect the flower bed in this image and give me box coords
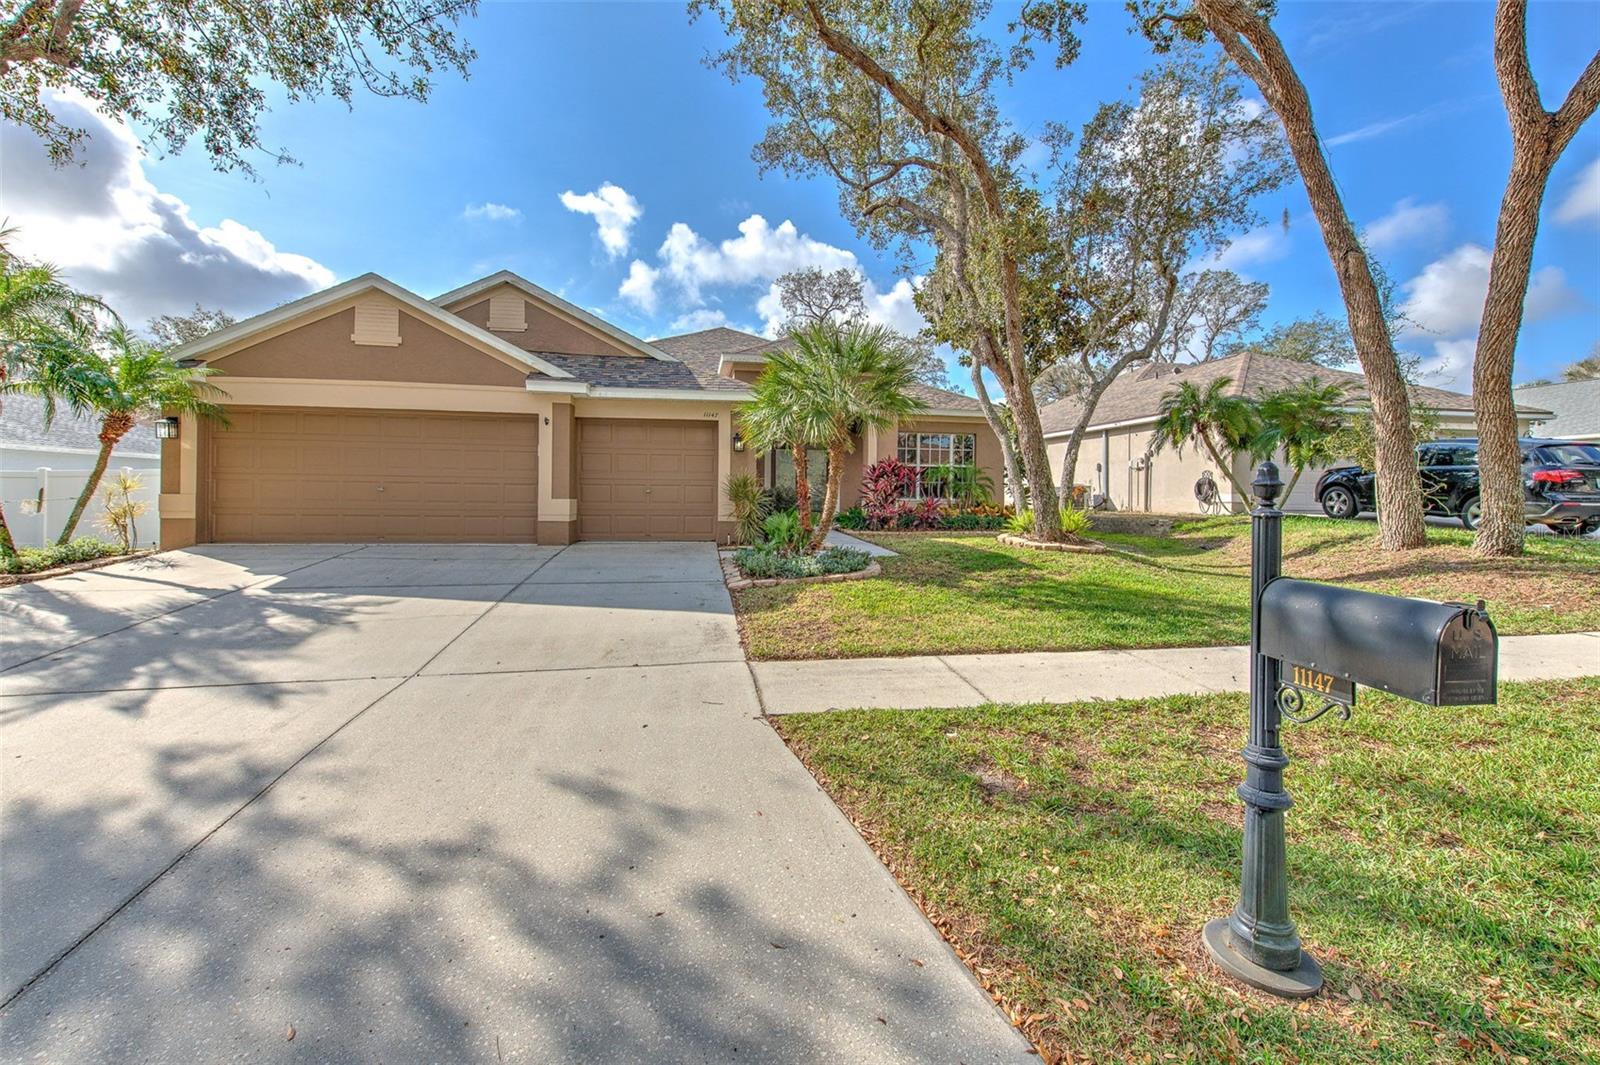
[721,545,879,590]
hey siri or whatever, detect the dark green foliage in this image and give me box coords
[2,537,124,574]
[762,509,809,554]
[834,506,869,530]
[936,512,1007,530]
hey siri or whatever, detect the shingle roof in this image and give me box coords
[1039,350,1549,436]
[0,395,159,455]
[535,352,749,392]
[1512,378,1600,438]
[647,327,983,412]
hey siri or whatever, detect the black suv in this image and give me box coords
[1314,438,1600,534]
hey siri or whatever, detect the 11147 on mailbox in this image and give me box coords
[1202,462,1500,999]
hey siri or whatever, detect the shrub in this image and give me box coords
[734,545,871,580]
[96,471,149,551]
[769,484,798,513]
[762,509,809,555]
[1059,504,1093,537]
[3,537,124,575]
[723,473,771,545]
[860,458,919,529]
[834,505,868,530]
[1001,506,1093,538]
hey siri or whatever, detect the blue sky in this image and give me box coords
[4,1,1597,394]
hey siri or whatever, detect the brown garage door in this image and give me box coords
[205,407,538,542]
[578,418,717,540]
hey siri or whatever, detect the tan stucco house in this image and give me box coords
[1041,350,1553,515]
[157,271,998,549]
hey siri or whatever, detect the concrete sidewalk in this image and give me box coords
[749,631,1600,715]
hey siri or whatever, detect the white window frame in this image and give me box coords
[897,431,977,499]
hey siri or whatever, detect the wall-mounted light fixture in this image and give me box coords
[155,416,181,440]
[732,431,745,453]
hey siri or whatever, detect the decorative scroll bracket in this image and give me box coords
[1276,682,1353,726]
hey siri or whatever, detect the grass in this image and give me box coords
[774,677,1600,1064]
[734,516,1600,659]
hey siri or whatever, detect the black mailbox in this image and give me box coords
[1258,578,1497,706]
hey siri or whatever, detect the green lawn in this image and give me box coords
[774,677,1600,1064]
[735,517,1600,659]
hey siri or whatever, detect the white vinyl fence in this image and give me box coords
[0,464,161,549]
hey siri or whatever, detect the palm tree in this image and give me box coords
[0,231,116,558]
[1150,376,1262,503]
[740,356,820,543]
[772,321,927,552]
[9,326,227,544]
[1252,379,1347,501]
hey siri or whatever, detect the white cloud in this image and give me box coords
[462,202,522,222]
[1554,157,1600,225]
[559,182,642,258]
[1362,197,1449,251]
[1413,338,1478,394]
[1206,224,1290,272]
[618,259,660,314]
[627,212,929,342]
[657,215,857,302]
[0,90,336,325]
[1399,243,1579,338]
[668,308,731,333]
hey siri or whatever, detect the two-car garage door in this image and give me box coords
[206,408,538,543]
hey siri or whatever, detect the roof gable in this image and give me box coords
[433,271,673,361]
[169,274,574,380]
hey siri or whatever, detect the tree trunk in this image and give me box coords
[1201,433,1255,504]
[810,438,848,552]
[0,506,17,560]
[1473,1,1600,556]
[791,442,813,539]
[1473,146,1555,556]
[1197,0,1427,551]
[970,357,1023,508]
[59,412,136,545]
[57,432,116,543]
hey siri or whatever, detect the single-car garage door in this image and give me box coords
[578,418,716,540]
[205,407,538,542]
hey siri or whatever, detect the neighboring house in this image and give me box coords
[1039,350,1553,515]
[1513,379,1600,443]
[0,394,161,547]
[156,271,998,548]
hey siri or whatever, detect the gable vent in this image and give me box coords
[351,301,401,346]
[487,292,527,332]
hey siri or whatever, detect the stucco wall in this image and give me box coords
[452,285,633,357]
[207,305,529,387]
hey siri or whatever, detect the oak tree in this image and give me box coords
[1134,0,1430,550]
[1,0,478,174]
[1471,1,1600,556]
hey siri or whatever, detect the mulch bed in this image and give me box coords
[995,533,1108,554]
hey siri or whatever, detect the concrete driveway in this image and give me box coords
[0,543,1030,1063]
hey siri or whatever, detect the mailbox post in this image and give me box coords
[1202,462,1323,997]
[1203,462,1499,998]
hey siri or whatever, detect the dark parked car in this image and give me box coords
[1314,438,1600,534]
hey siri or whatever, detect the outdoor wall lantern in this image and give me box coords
[732,431,745,452]
[1204,461,1498,1000]
[155,417,180,439]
